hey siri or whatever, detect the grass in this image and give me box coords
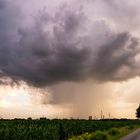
[108,125,139,140]
[69,125,139,140]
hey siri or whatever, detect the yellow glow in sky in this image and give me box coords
[0,77,139,119]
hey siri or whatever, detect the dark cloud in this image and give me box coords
[92,32,140,81]
[0,0,140,87]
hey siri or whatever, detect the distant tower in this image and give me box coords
[101,110,103,119]
[109,112,110,119]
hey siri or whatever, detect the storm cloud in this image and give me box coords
[0,0,140,87]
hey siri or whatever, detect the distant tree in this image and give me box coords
[27,117,32,120]
[136,104,140,119]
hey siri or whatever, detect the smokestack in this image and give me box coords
[101,110,102,120]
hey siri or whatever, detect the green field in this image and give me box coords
[0,118,139,140]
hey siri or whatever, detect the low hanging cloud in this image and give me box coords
[0,0,140,87]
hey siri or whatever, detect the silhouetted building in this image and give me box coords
[89,116,92,120]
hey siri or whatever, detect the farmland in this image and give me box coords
[0,118,139,140]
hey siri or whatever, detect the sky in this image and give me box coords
[0,0,140,119]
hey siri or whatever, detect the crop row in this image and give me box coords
[0,119,139,140]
